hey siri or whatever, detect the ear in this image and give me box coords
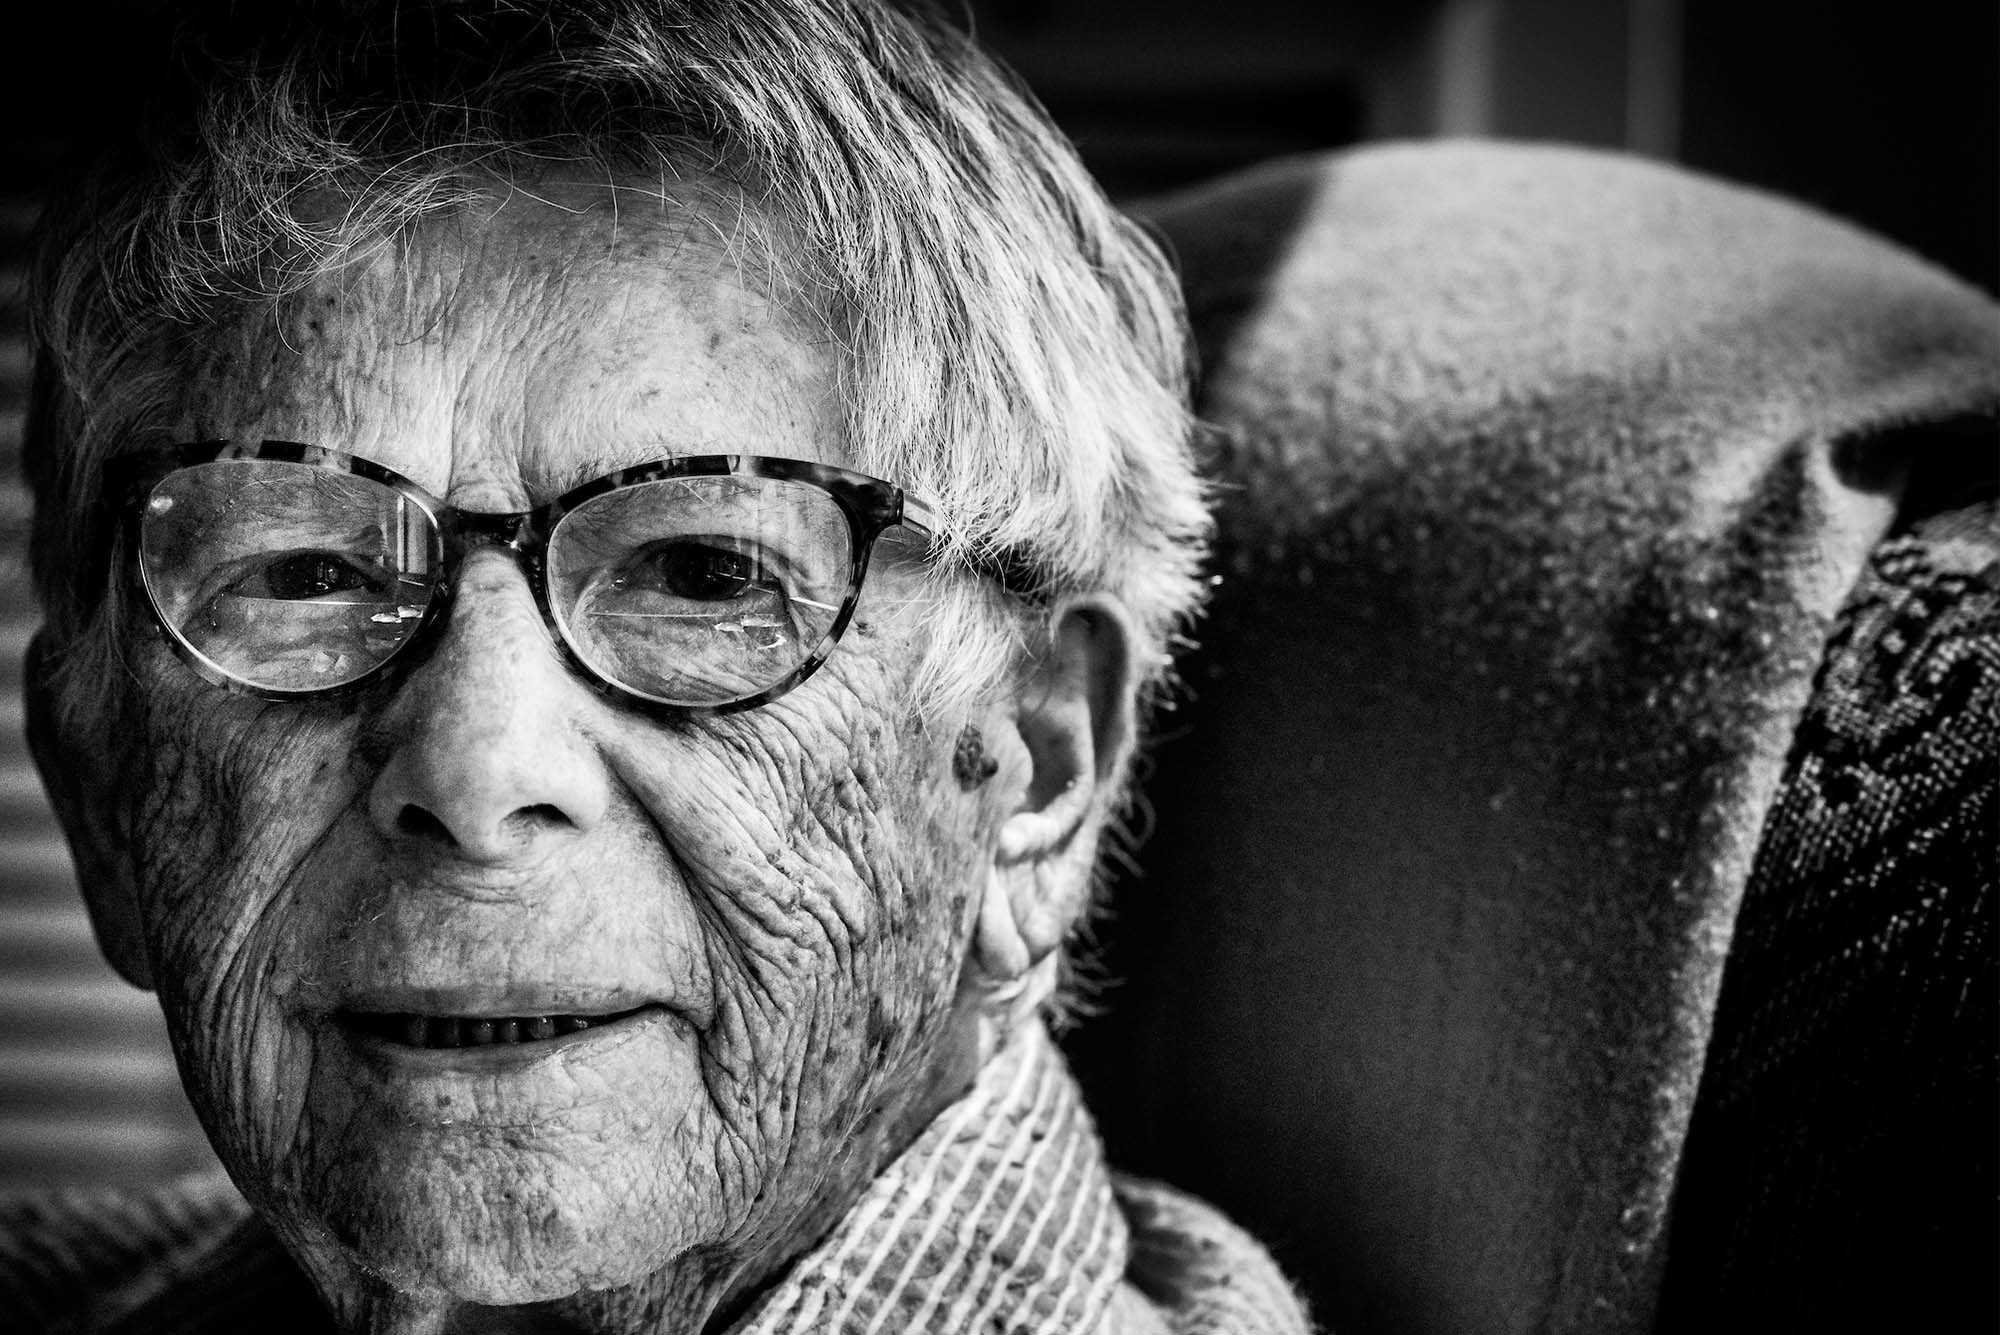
[973,596,1140,986]
[25,633,152,989]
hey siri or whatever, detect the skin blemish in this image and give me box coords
[951,724,999,792]
[864,997,902,1061]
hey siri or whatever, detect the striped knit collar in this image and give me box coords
[732,1022,1128,1335]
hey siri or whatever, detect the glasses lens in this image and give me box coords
[138,460,440,692]
[548,474,855,707]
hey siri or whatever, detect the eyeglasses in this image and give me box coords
[107,441,941,714]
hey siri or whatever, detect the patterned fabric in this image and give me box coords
[1115,1177,1317,1335]
[738,1022,1310,1334]
[1660,499,1999,1329]
[739,1022,1129,1333]
[1,1023,1310,1333]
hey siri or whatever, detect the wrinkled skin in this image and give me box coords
[51,184,1118,1333]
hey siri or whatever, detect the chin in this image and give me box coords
[275,1134,702,1305]
[248,1000,724,1291]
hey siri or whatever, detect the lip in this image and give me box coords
[335,1002,679,1072]
[337,985,661,1017]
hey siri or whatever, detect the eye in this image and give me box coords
[240,551,389,601]
[620,541,780,603]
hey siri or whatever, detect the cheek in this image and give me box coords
[626,673,989,1168]
[121,669,361,1189]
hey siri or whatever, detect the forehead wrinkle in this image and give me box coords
[504,253,842,496]
[177,264,431,457]
[176,184,844,507]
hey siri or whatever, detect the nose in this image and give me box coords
[364,551,610,862]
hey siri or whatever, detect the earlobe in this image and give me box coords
[972,596,1139,987]
[25,634,153,990]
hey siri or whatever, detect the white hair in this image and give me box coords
[28,0,1208,845]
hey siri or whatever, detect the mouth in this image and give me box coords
[339,1006,654,1050]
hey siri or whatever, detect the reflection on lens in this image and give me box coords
[138,460,439,692]
[549,475,854,706]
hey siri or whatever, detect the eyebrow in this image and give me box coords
[197,469,397,522]
[539,443,727,498]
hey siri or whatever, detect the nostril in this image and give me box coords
[395,806,455,843]
[394,801,578,853]
[507,803,575,833]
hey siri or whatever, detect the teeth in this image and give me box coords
[348,1007,646,1048]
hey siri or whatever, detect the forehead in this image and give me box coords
[177,180,843,503]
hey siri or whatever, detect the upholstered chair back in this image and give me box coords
[1064,143,1999,1334]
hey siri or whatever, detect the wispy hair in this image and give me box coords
[26,1,1211,988]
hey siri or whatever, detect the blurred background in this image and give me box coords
[0,0,1992,1192]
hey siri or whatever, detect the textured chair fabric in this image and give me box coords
[1063,142,1999,1334]
[1659,499,1998,1330]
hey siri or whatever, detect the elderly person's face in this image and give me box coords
[48,182,1131,1324]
